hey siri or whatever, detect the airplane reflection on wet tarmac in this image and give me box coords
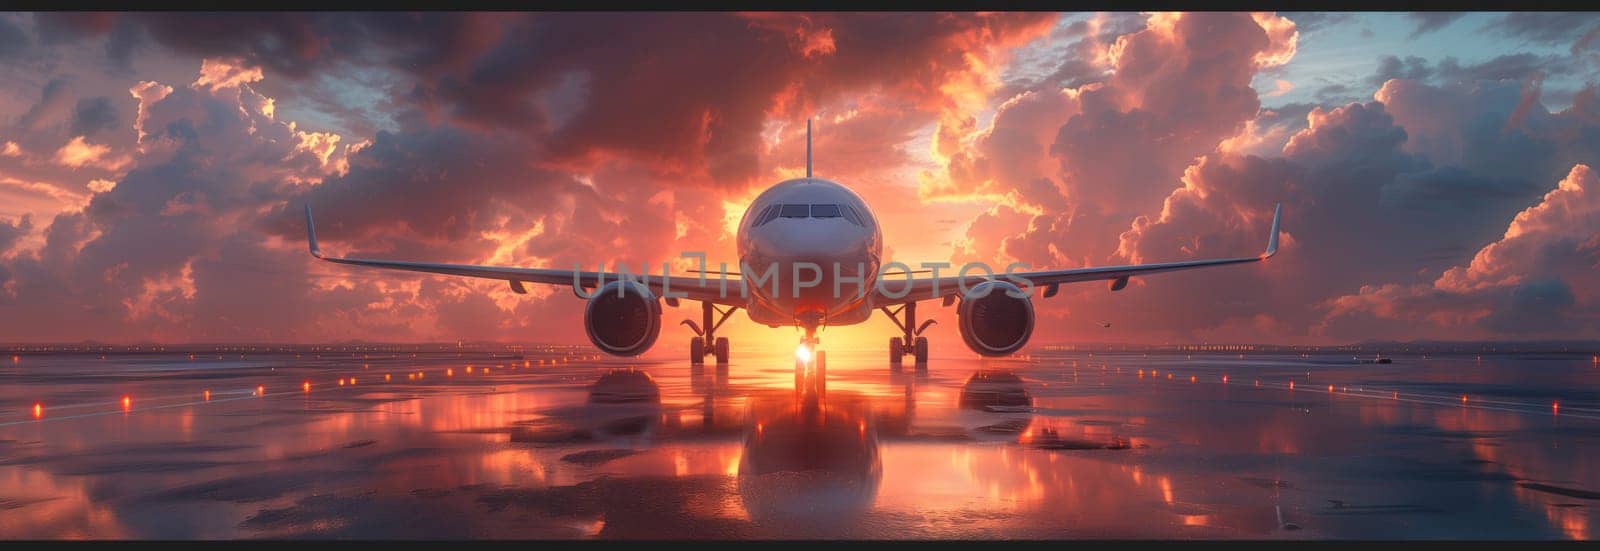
[0,350,1598,539]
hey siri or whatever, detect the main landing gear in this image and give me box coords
[683,302,738,365]
[881,302,933,368]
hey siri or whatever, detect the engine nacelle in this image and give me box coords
[584,280,662,356]
[956,280,1035,356]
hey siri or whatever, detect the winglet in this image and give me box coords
[805,118,813,179]
[1262,202,1282,259]
[304,204,323,259]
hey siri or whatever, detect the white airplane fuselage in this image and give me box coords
[735,177,882,329]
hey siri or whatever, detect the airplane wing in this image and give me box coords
[303,205,747,306]
[876,203,1281,305]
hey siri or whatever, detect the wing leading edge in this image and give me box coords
[304,205,747,306]
[878,203,1282,305]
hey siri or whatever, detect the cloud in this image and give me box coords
[5,11,1600,347]
[932,12,1299,274]
[1324,165,1600,337]
[1366,55,1433,88]
[17,78,74,132]
[53,136,129,171]
[0,13,1062,343]
[1485,12,1600,45]
[1281,12,1354,35]
[69,96,120,137]
[193,57,264,91]
[1407,13,1465,38]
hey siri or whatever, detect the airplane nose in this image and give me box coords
[749,219,868,260]
[746,220,874,309]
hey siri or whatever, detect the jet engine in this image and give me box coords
[584,280,662,356]
[956,280,1034,356]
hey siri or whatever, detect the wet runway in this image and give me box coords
[1,347,1598,539]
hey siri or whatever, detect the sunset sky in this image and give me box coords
[1,12,1598,349]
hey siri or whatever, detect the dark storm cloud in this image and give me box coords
[1313,83,1356,103]
[1435,53,1575,83]
[1484,12,1600,45]
[1482,278,1577,334]
[1366,55,1433,88]
[1369,53,1576,89]
[69,96,119,138]
[0,16,27,59]
[1407,13,1465,38]
[1,12,1059,343]
[16,78,72,131]
[1116,74,1600,340]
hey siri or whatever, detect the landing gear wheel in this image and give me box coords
[914,336,929,365]
[714,337,730,365]
[890,337,904,365]
[690,337,705,365]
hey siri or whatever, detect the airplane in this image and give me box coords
[304,119,1282,371]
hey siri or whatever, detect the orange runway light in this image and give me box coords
[11,355,18,363]
[447,368,453,376]
[1222,375,1229,383]
[1461,395,1468,404]
[483,368,489,374]
[303,381,311,392]
[1328,385,1335,393]
[122,396,131,410]
[257,385,265,396]
[33,403,42,419]
[1288,381,1295,390]
[385,373,391,381]
[339,379,346,386]
[466,366,473,374]
[1190,376,1196,383]
[350,377,356,385]
[204,390,211,401]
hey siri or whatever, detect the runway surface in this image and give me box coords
[1,346,1597,539]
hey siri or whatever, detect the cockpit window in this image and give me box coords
[754,203,867,227]
[752,204,778,227]
[810,204,841,218]
[841,204,863,226]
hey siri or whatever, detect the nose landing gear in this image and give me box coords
[683,302,738,365]
[795,328,826,398]
[882,302,933,368]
